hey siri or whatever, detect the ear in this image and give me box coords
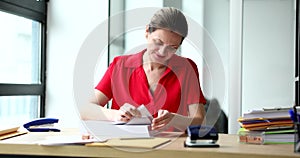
[145,25,150,38]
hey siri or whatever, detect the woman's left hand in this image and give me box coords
[151,109,174,130]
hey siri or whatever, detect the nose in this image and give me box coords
[158,45,168,55]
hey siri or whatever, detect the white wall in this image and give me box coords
[228,0,295,133]
[242,0,295,112]
[202,0,230,114]
[47,0,108,127]
[228,0,243,134]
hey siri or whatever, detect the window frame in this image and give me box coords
[0,0,48,117]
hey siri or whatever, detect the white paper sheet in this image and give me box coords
[83,120,150,141]
[36,135,98,146]
[114,105,153,125]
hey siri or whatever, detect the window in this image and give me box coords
[0,0,47,123]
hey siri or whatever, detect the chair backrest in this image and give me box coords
[204,98,228,134]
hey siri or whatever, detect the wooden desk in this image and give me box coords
[0,129,299,158]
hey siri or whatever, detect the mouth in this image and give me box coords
[153,52,165,59]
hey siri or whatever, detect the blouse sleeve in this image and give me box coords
[95,57,120,100]
[185,58,206,105]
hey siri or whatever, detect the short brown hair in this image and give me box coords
[149,7,188,40]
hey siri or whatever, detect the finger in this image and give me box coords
[152,117,165,128]
[121,110,133,119]
[120,105,130,112]
[153,111,168,123]
[115,114,131,122]
[119,115,130,122]
[82,133,91,140]
[151,121,168,130]
[120,104,139,117]
[157,109,165,117]
[153,116,170,126]
[129,109,142,117]
[121,103,135,110]
[121,106,140,117]
[152,112,173,130]
[117,109,132,121]
[152,117,164,124]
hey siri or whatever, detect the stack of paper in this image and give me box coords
[242,108,291,119]
[238,107,294,144]
[238,108,293,130]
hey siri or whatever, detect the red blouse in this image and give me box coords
[95,49,206,117]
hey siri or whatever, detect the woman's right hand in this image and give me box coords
[114,103,141,122]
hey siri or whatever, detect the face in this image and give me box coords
[145,28,182,64]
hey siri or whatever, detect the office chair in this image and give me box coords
[204,98,228,134]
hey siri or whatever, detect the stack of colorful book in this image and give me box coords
[238,107,294,144]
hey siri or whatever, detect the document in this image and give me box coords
[114,105,153,125]
[242,107,291,119]
[37,135,98,146]
[83,120,151,142]
[37,119,151,146]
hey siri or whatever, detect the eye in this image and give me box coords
[153,39,163,46]
[166,46,177,53]
[171,45,179,50]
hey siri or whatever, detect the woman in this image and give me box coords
[80,7,206,131]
